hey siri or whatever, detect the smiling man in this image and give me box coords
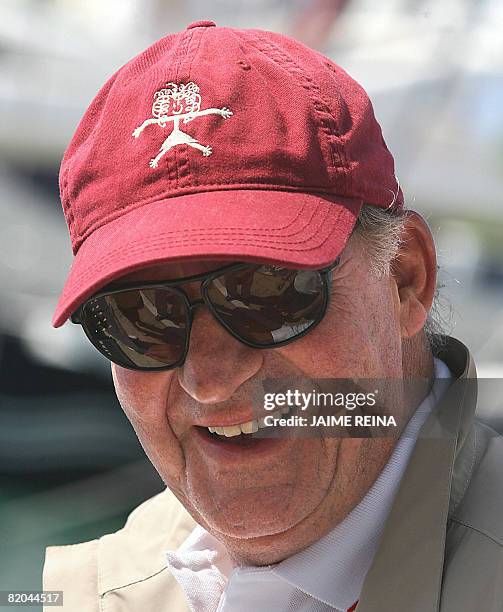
[43,21,503,612]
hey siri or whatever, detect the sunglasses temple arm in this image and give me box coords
[320,256,341,274]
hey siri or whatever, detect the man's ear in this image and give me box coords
[391,211,437,339]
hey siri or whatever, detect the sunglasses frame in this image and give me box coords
[71,258,340,372]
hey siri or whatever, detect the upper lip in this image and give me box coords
[193,409,277,428]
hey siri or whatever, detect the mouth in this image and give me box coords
[204,404,291,437]
[193,405,293,457]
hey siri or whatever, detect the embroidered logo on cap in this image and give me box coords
[132,81,233,168]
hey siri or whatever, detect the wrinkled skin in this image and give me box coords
[111,212,437,566]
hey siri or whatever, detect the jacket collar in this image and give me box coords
[356,336,477,612]
[98,485,196,598]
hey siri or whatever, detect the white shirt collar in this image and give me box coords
[165,358,453,612]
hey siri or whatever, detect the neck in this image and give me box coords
[403,331,434,379]
[401,331,435,416]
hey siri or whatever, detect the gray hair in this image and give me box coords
[351,204,451,350]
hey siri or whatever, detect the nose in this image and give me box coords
[177,307,263,403]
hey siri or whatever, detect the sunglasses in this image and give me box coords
[71,258,340,371]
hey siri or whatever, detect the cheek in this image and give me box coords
[112,365,169,419]
[277,282,402,378]
[111,365,186,486]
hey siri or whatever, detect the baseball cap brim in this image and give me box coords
[52,190,362,327]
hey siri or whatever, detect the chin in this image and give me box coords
[192,484,314,539]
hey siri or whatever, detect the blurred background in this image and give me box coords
[0,0,502,602]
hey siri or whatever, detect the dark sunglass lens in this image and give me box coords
[81,288,189,369]
[205,265,326,345]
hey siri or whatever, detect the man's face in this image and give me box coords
[111,236,405,565]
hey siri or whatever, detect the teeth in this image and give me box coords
[223,425,242,437]
[207,405,291,437]
[240,420,259,434]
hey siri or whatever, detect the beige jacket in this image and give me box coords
[43,337,503,611]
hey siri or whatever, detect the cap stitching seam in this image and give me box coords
[72,184,345,250]
[72,205,332,283]
[83,201,326,248]
[240,33,344,174]
[61,163,79,244]
[181,27,206,190]
[88,202,318,244]
[173,29,194,190]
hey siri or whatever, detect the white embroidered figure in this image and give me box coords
[132,82,233,168]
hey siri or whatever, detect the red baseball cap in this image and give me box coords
[52,20,403,328]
